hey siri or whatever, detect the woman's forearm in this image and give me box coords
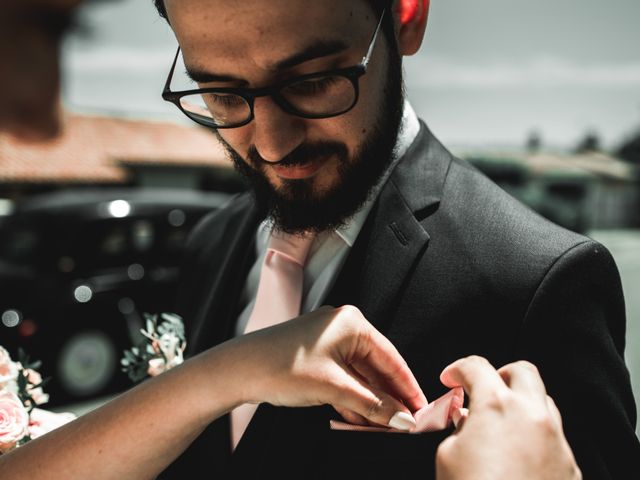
[0,338,249,480]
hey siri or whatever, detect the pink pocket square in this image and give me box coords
[329,387,465,433]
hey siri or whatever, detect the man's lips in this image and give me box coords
[270,157,325,180]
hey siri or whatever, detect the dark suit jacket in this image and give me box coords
[160,123,640,479]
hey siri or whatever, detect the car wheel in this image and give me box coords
[56,330,118,398]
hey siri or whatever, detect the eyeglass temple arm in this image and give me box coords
[361,8,385,69]
[163,46,181,95]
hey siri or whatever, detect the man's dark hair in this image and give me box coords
[152,1,397,57]
[153,1,394,30]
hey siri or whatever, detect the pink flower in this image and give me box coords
[24,369,42,385]
[24,369,49,406]
[28,408,76,440]
[0,391,29,453]
[0,347,18,391]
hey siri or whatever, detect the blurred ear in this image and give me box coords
[395,0,430,56]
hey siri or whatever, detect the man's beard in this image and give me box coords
[217,49,404,235]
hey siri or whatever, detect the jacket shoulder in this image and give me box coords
[442,155,590,259]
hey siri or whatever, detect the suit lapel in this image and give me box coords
[325,184,429,333]
[326,122,450,334]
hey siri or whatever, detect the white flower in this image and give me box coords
[0,347,18,392]
[141,314,185,374]
[157,332,184,367]
[123,313,186,382]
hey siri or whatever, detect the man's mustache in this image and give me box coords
[247,142,348,169]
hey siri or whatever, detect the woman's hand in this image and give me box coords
[233,305,427,430]
[436,356,582,480]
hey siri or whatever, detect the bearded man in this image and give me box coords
[153,0,640,477]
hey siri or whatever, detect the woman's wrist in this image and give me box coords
[187,335,267,417]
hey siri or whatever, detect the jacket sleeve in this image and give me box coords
[517,240,640,479]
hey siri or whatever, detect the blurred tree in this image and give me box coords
[574,130,602,154]
[526,130,542,153]
[617,130,640,165]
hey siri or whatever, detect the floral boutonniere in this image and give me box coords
[0,347,75,454]
[121,313,187,383]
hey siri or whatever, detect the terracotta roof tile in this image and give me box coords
[0,113,229,183]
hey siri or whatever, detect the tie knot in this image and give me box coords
[267,230,315,267]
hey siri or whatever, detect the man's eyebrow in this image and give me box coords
[272,39,350,71]
[184,39,350,85]
[184,68,249,86]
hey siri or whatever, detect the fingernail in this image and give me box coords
[388,411,416,431]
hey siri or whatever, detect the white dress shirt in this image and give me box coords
[234,101,421,335]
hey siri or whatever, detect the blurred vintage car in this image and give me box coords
[0,188,231,405]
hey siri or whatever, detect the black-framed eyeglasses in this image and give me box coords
[161,8,386,129]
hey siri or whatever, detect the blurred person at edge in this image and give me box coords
[0,0,81,140]
[0,1,585,479]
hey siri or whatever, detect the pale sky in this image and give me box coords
[62,0,640,151]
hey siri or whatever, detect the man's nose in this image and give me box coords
[251,96,305,163]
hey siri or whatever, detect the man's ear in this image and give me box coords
[395,0,430,56]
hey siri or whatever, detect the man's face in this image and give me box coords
[165,0,405,233]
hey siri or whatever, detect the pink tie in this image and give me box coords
[230,230,315,450]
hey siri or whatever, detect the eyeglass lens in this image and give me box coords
[179,74,357,127]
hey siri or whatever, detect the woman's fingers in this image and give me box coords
[442,357,552,413]
[330,365,417,431]
[440,356,506,407]
[498,361,548,403]
[250,305,425,425]
[348,320,427,412]
[333,406,369,426]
